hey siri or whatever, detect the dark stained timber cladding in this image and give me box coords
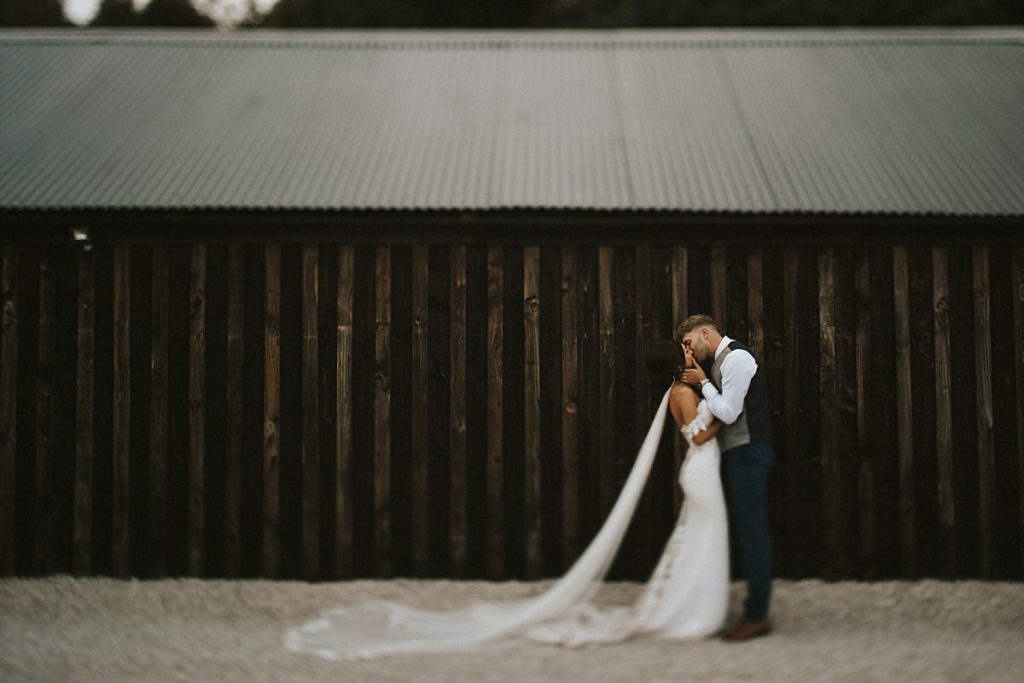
[165,245,190,577]
[317,244,339,580]
[241,244,266,578]
[36,245,74,574]
[834,247,860,577]
[351,244,376,578]
[761,248,787,577]
[428,245,452,578]
[87,245,115,576]
[50,247,75,575]
[688,247,711,323]
[539,246,563,576]
[989,247,1021,579]
[466,245,489,579]
[389,245,412,578]
[576,246,601,547]
[906,246,938,576]
[51,248,72,573]
[3,231,1023,582]
[277,245,302,579]
[502,246,524,579]
[14,248,39,576]
[202,244,226,578]
[129,245,153,577]
[34,247,55,575]
[948,246,979,578]
[726,245,748,344]
[868,247,899,579]
[610,247,637,580]
[649,247,676,552]
[797,245,822,578]
[0,251,10,575]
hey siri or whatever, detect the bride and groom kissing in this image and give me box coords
[285,314,776,660]
[664,313,776,642]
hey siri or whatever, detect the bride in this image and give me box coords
[284,339,729,660]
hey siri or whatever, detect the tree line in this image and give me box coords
[1,0,1021,28]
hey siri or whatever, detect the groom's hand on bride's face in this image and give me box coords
[681,365,706,386]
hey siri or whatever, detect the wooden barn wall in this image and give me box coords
[0,237,1022,582]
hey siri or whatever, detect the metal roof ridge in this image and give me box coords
[0,26,1021,49]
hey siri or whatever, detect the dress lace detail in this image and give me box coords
[681,400,713,444]
[284,389,729,660]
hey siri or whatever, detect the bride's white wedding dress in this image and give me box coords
[284,388,729,660]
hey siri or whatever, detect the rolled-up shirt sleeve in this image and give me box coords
[700,350,757,425]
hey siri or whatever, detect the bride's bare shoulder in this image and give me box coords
[669,382,699,424]
[670,382,698,401]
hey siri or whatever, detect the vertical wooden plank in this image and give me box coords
[410,245,429,576]
[762,249,787,576]
[335,245,354,579]
[485,246,504,580]
[429,247,454,576]
[576,249,599,545]
[907,248,939,577]
[973,246,994,578]
[710,245,727,325]
[561,247,579,567]
[374,246,392,578]
[670,246,687,513]
[147,246,168,578]
[597,246,615,521]
[72,248,94,575]
[782,248,803,576]
[0,248,17,576]
[112,246,131,577]
[932,246,956,576]
[893,246,916,577]
[747,248,764,358]
[818,247,844,578]
[450,245,468,578]
[1014,247,1024,578]
[523,245,542,579]
[223,246,243,577]
[387,245,413,578]
[301,245,320,581]
[263,244,281,578]
[634,246,653,569]
[188,245,206,576]
[854,249,875,578]
[33,253,56,573]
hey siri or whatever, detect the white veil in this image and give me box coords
[284,387,672,661]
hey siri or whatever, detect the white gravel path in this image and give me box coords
[2,576,1022,682]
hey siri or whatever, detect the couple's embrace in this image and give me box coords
[285,315,776,661]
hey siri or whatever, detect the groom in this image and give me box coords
[677,314,775,641]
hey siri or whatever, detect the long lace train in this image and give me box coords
[284,388,675,661]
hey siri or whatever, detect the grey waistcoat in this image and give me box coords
[710,340,772,452]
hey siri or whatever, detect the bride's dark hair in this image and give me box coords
[645,339,690,391]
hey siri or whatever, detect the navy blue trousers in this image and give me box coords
[723,437,775,621]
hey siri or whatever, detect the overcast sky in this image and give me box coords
[63,0,279,26]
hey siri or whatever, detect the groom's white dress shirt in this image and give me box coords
[699,335,758,425]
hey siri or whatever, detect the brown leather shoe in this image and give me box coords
[721,618,772,641]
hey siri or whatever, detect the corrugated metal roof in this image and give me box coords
[1,28,1023,216]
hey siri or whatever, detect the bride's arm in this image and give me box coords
[691,418,723,446]
[670,383,724,446]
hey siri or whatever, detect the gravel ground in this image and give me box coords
[2,576,1023,682]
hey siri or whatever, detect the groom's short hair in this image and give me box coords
[675,314,720,340]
